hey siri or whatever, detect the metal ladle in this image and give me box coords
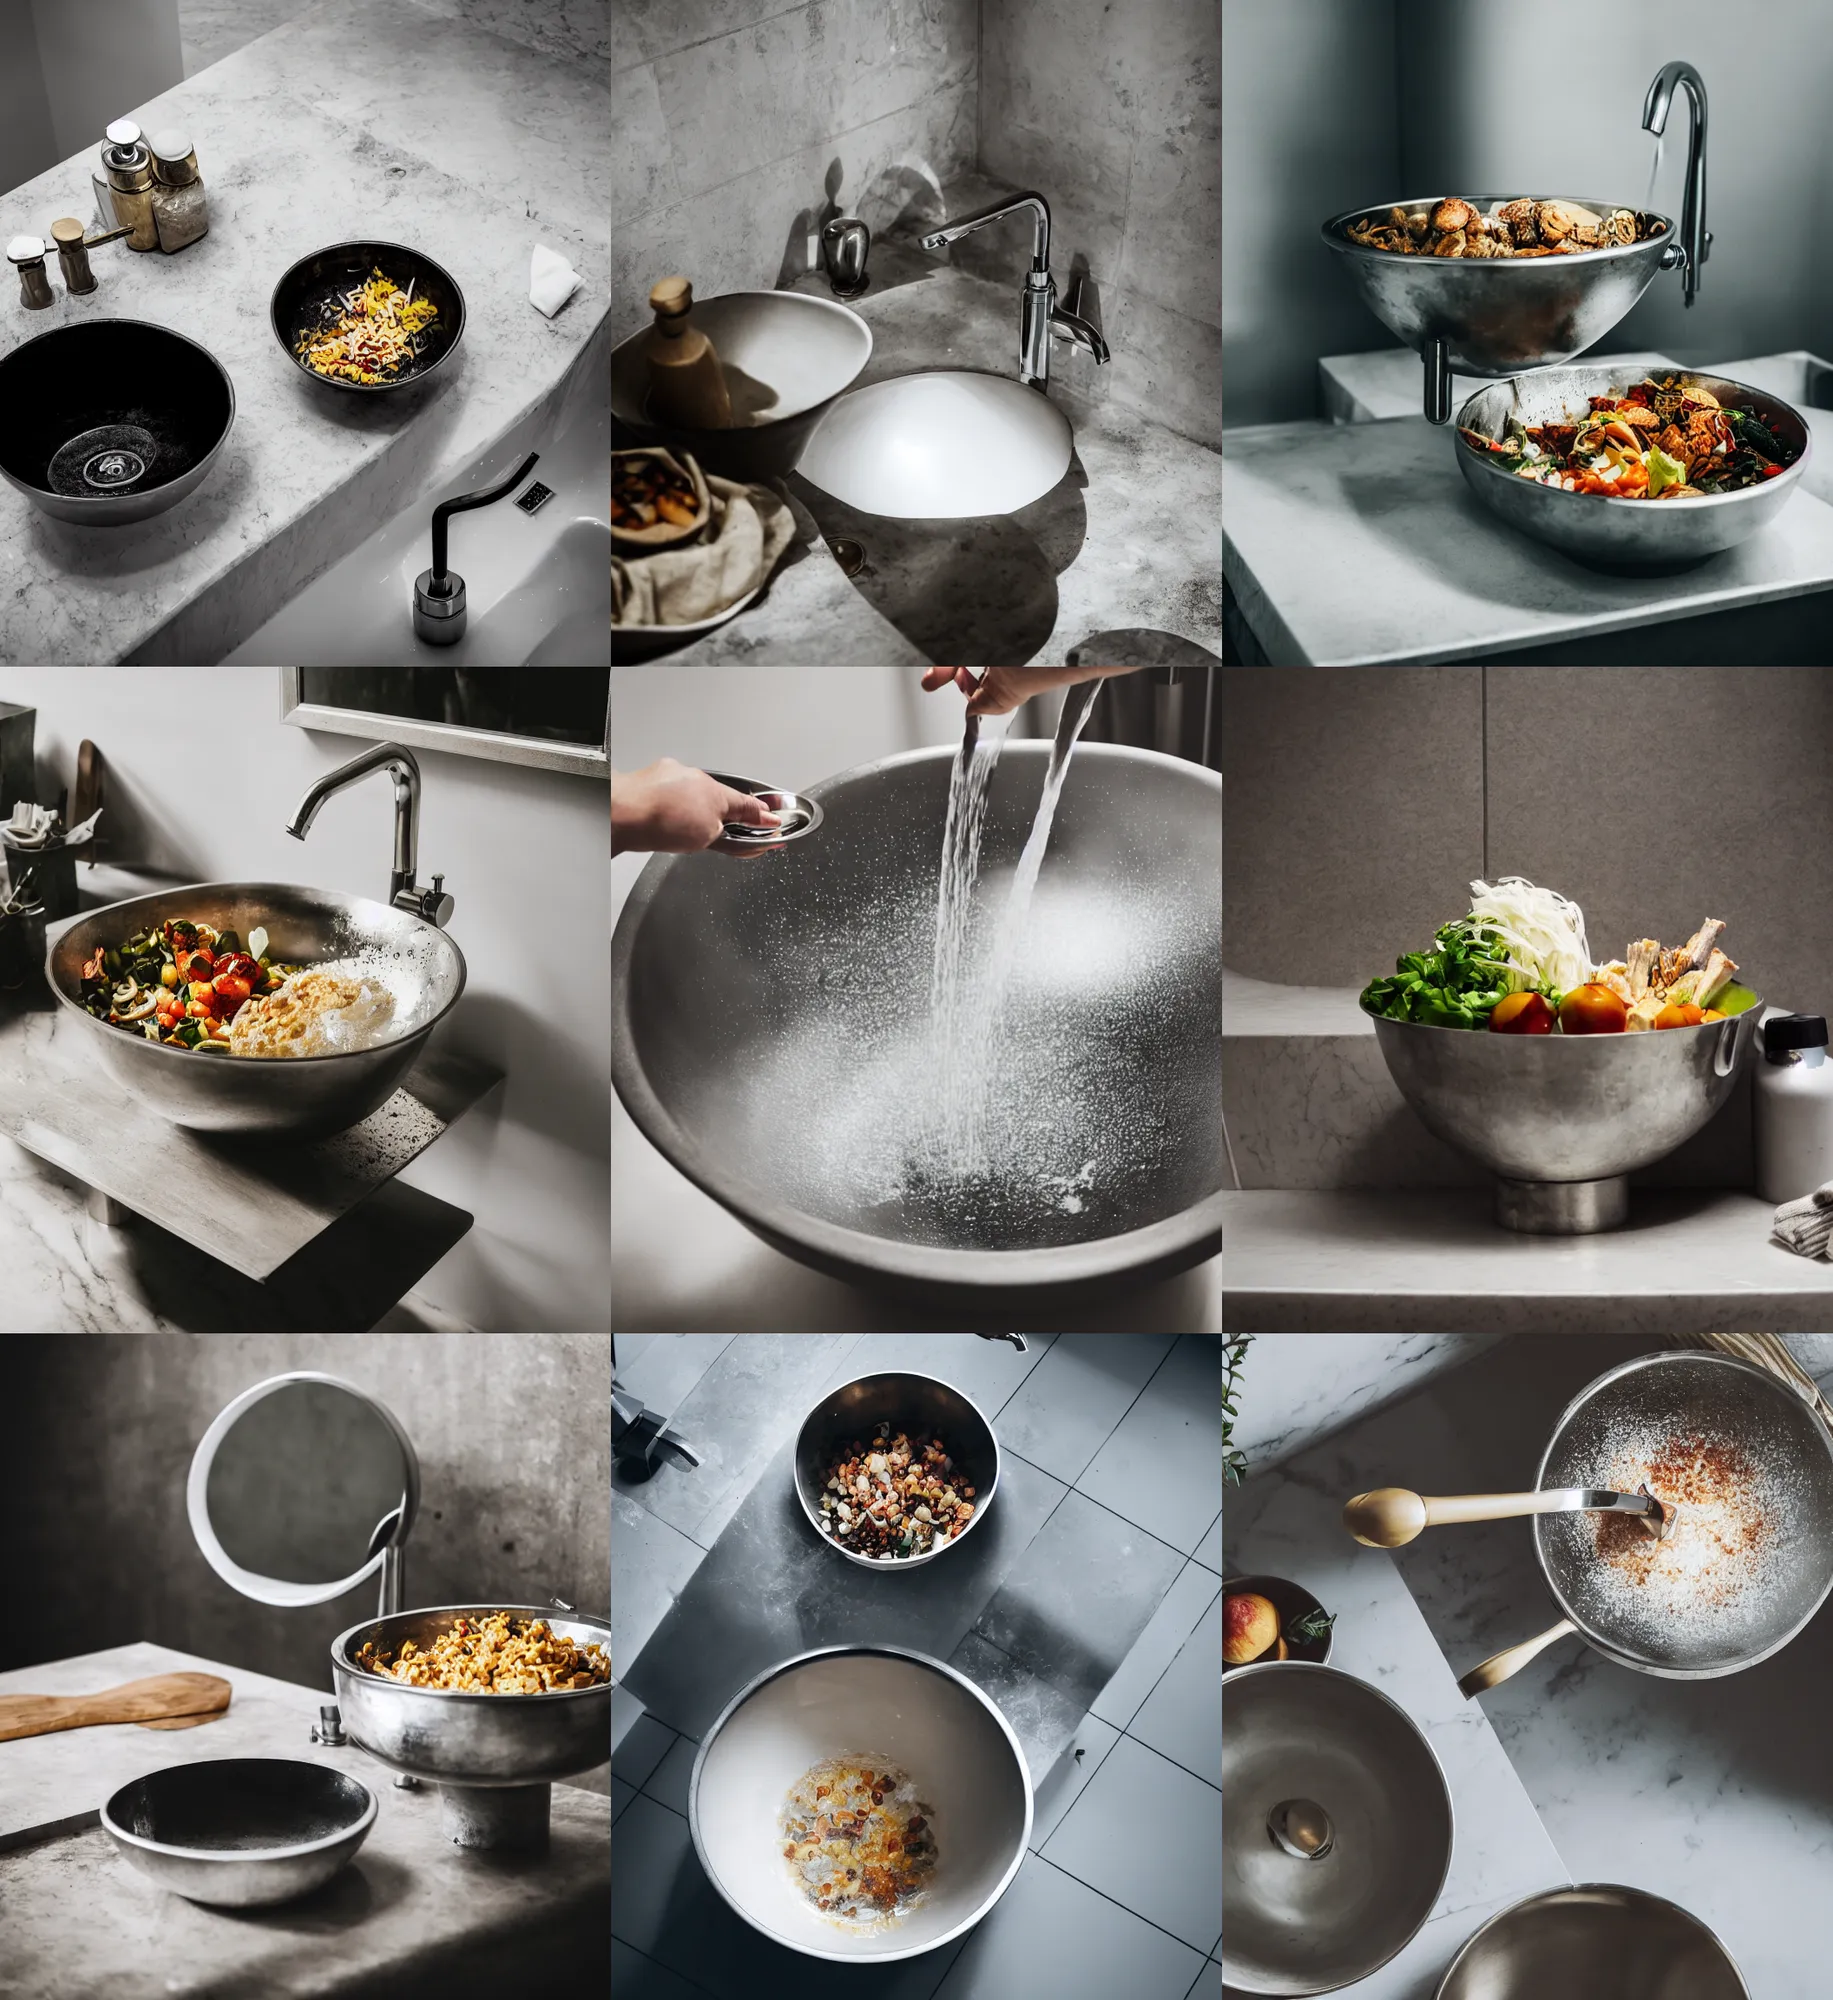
[1343,1484,1676,1548]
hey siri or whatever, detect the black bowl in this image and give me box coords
[0,318,234,525]
[271,239,466,394]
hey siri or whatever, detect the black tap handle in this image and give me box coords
[429,450,540,588]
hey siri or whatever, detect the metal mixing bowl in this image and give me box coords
[1224,1662,1453,1996]
[1455,367,1812,571]
[1366,1000,1761,1232]
[1436,1885,1749,1999]
[1320,196,1677,378]
[48,882,465,1140]
[690,1645,1031,1963]
[100,1758,376,1908]
[612,742,1222,1304]
[793,1371,999,1570]
[330,1605,611,1789]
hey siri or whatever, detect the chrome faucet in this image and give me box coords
[285,741,455,927]
[919,190,1110,389]
[1642,60,1710,307]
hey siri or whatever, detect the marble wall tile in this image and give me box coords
[613,58,678,217]
[1112,0,1220,331]
[412,0,611,65]
[1484,666,1833,1021]
[619,0,789,69]
[1223,666,1485,987]
[1097,287,1219,449]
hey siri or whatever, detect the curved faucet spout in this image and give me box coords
[919,190,1052,273]
[1642,59,1708,307]
[286,740,452,925]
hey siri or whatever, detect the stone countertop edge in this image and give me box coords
[637,255,1221,666]
[0,0,607,666]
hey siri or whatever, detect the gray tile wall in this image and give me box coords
[1223,666,1833,1017]
[612,0,980,341]
[976,0,1218,445]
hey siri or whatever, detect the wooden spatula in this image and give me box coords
[0,1673,231,1743]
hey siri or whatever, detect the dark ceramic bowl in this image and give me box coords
[1224,1573,1335,1674]
[271,240,466,393]
[0,319,234,525]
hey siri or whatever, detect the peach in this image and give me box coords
[1224,1591,1280,1665]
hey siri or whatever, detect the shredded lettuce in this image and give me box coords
[1464,878,1594,996]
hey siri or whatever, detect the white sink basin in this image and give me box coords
[797,370,1073,518]
[229,336,607,665]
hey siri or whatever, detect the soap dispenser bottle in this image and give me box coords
[1756,1012,1833,1203]
[644,277,733,430]
[93,119,158,251]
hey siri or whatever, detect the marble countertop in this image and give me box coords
[1224,1188,1833,1333]
[645,249,1220,666]
[1226,1333,1833,1997]
[1224,412,1833,668]
[0,0,608,665]
[0,1640,608,1992]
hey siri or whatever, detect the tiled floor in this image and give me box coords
[612,1334,1221,1999]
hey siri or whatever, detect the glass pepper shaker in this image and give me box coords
[148,129,209,253]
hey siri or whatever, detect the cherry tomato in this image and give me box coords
[1655,1002,1704,1030]
[1558,983,1629,1035]
[213,952,259,984]
[1489,991,1555,1034]
[214,974,254,1005]
[179,948,216,982]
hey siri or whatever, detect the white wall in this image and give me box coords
[1,667,608,1333]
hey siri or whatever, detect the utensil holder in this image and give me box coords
[0,906,45,993]
[0,829,89,920]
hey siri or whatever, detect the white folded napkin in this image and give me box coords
[1770,1179,1833,1258]
[529,243,580,318]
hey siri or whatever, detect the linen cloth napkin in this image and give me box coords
[1769,1179,1833,1258]
[612,475,795,627]
[529,243,580,318]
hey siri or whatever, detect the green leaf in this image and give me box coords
[1646,444,1687,497]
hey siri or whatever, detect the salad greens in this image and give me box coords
[1359,917,1559,1029]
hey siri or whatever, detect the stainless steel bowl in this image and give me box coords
[1437,1885,1749,1999]
[1224,1662,1453,1995]
[1321,196,1677,377]
[1455,367,1813,570]
[690,1644,1031,1963]
[330,1605,611,1789]
[1366,1000,1761,1232]
[48,882,466,1139]
[100,1758,376,1908]
[612,742,1222,1304]
[793,1371,999,1570]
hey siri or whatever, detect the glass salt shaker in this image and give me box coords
[149,129,209,253]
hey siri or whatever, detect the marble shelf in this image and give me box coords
[1223,1187,1833,1333]
[0,1641,607,1993]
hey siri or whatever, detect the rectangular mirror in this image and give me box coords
[281,670,609,779]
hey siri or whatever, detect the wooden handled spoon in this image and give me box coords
[0,1673,231,1743]
[1343,1485,1673,1548]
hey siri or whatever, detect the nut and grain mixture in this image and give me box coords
[357,1613,611,1693]
[815,1419,976,1559]
[779,1757,937,1928]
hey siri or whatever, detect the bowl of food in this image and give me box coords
[48,882,466,1139]
[101,1758,376,1909]
[271,241,466,392]
[1225,1662,1454,1996]
[0,318,234,525]
[690,1644,1031,1962]
[1320,195,1676,382]
[793,1371,998,1570]
[1360,878,1761,1232]
[610,290,872,482]
[613,447,711,550]
[1224,1575,1335,1675]
[1455,366,1812,570]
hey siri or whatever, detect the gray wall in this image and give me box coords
[0,669,609,1334]
[0,1335,610,1701]
[0,0,182,197]
[0,1,58,200]
[612,0,979,339]
[1222,0,1398,428]
[1223,667,1833,1020]
[978,0,1219,444]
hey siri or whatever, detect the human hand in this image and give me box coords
[920,665,1142,718]
[611,758,781,855]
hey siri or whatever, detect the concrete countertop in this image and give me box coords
[653,248,1220,666]
[0,0,608,665]
[0,1640,608,1996]
[1222,1187,1833,1333]
[1224,413,1833,666]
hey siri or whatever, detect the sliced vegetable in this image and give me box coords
[1490,991,1556,1034]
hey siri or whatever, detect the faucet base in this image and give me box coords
[412,569,467,647]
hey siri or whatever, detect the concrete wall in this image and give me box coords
[0,1334,610,1703]
[976,0,1219,445]
[612,0,979,340]
[1222,666,1833,1020]
[0,668,609,1334]
[1222,0,1399,427]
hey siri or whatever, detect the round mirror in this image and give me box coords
[188,1373,419,1609]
